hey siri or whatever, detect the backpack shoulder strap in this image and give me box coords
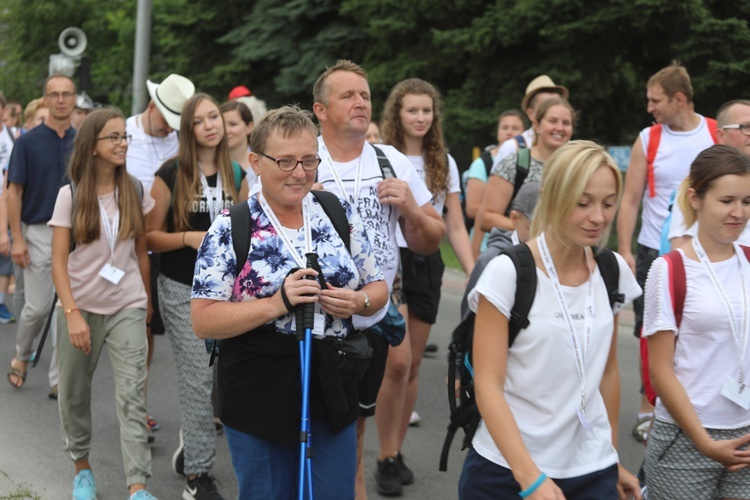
[312,189,350,253]
[662,250,686,328]
[512,148,531,201]
[230,202,252,275]
[504,242,536,346]
[515,134,527,150]
[231,161,242,189]
[480,150,493,177]
[128,174,144,202]
[592,247,625,310]
[706,117,718,144]
[646,124,662,198]
[371,145,397,179]
[69,182,77,252]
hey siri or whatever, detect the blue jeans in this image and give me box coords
[225,421,356,499]
[458,448,619,500]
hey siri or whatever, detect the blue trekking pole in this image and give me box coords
[296,252,319,500]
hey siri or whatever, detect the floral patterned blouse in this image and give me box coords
[192,192,383,338]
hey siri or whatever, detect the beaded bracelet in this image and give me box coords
[519,472,547,498]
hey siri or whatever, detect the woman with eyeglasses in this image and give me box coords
[50,109,158,500]
[191,105,387,498]
[146,93,248,499]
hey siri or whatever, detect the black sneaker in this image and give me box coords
[396,451,414,485]
[183,473,224,500]
[375,457,403,496]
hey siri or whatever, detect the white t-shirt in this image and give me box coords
[643,249,750,429]
[0,126,14,195]
[468,250,641,478]
[490,127,535,172]
[126,115,179,194]
[637,116,715,249]
[395,154,460,247]
[316,139,432,329]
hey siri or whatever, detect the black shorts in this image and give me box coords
[400,247,444,324]
[357,328,389,417]
[148,253,165,335]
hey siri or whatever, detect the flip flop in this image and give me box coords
[7,362,26,389]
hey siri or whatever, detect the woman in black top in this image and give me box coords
[146,93,248,499]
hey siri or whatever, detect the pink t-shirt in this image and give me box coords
[49,184,155,314]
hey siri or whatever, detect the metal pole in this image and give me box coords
[131,0,152,115]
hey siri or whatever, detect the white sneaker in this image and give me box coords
[409,411,421,426]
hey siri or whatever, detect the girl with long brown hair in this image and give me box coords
[373,78,474,494]
[50,108,157,499]
[146,93,248,498]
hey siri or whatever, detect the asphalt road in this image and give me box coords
[0,269,646,499]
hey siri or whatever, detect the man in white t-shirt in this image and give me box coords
[616,63,717,443]
[667,99,750,247]
[490,75,569,169]
[126,73,194,444]
[127,74,194,194]
[312,60,445,499]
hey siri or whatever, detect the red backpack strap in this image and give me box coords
[741,245,750,262]
[646,124,662,198]
[662,250,686,329]
[706,117,718,144]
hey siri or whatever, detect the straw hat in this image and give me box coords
[146,74,195,130]
[521,75,569,111]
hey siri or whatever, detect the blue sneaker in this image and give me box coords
[72,469,96,500]
[0,303,15,323]
[129,490,158,500]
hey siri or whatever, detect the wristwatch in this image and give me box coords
[359,291,370,312]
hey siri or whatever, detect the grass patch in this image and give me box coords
[0,471,41,500]
[439,240,461,271]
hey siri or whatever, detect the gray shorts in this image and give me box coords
[0,252,12,276]
[644,418,750,499]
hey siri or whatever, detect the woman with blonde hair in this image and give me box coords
[50,108,157,499]
[373,78,474,495]
[459,140,642,499]
[146,93,248,499]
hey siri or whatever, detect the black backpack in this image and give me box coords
[204,189,351,365]
[438,242,624,471]
[462,135,530,231]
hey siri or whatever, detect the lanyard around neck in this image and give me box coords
[259,192,312,269]
[692,237,749,384]
[538,232,595,415]
[98,193,119,264]
[199,168,223,222]
[319,140,363,207]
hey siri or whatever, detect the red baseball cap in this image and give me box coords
[228,85,252,100]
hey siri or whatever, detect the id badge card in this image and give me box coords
[574,404,594,434]
[291,312,327,337]
[99,263,124,285]
[721,377,750,409]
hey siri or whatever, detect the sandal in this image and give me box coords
[7,360,27,389]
